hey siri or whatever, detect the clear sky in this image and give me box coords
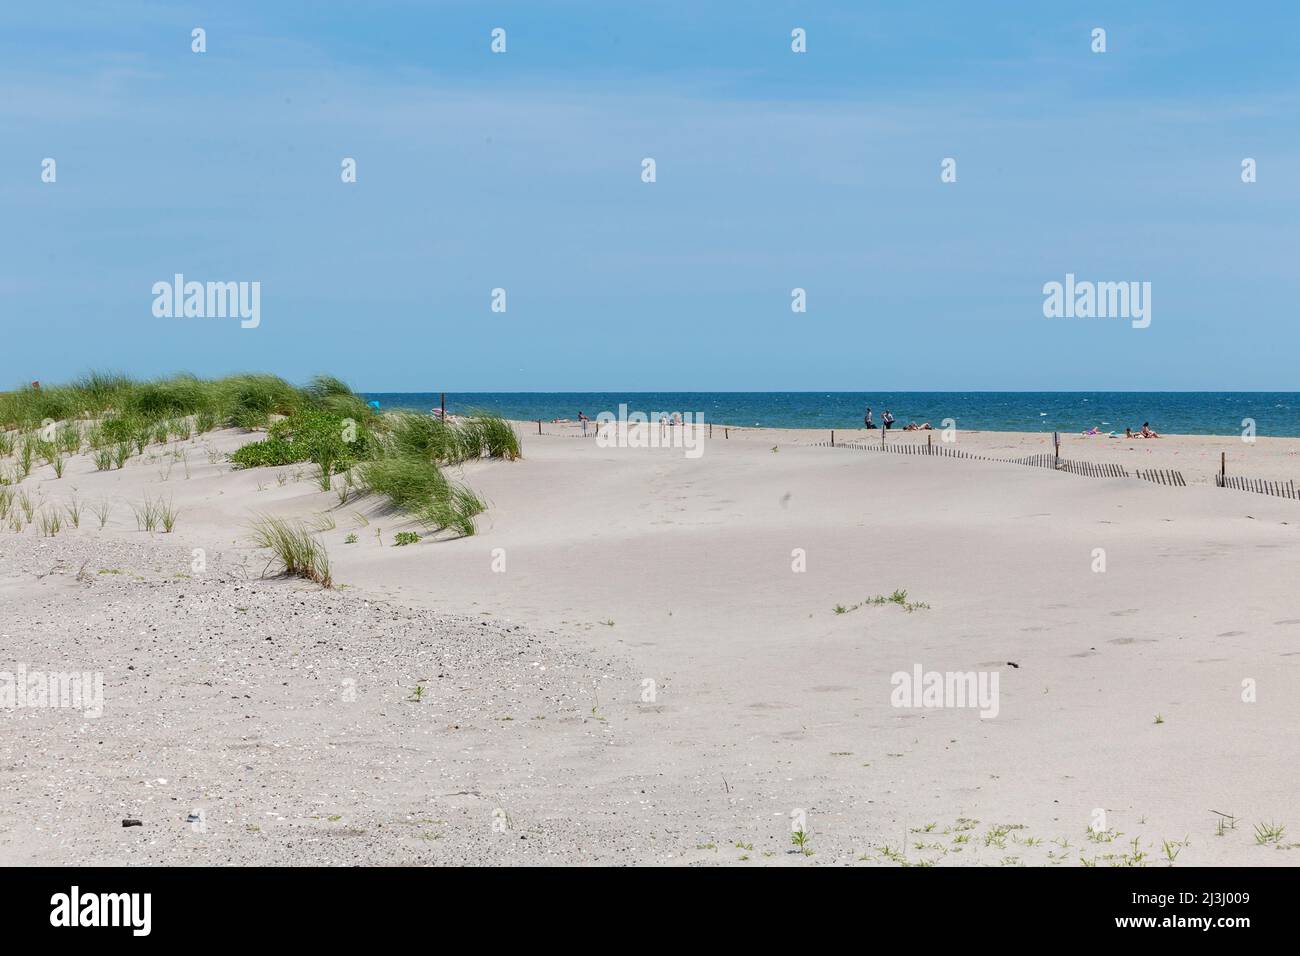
[2,1,1297,391]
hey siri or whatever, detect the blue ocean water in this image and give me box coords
[361,392,1300,437]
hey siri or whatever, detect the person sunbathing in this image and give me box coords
[1139,422,1161,438]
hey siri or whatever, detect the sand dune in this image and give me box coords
[2,424,1298,865]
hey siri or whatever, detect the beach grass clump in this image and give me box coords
[1,373,514,539]
[230,408,374,477]
[89,498,112,529]
[38,506,62,536]
[387,412,519,465]
[355,457,485,538]
[249,515,332,587]
[56,423,81,456]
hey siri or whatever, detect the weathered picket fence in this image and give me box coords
[813,437,1192,486]
[1215,475,1298,499]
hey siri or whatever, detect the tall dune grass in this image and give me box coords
[249,515,332,587]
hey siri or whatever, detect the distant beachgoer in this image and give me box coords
[671,412,682,426]
[904,422,934,431]
[578,411,589,435]
[1125,427,1133,438]
[1140,422,1161,438]
[864,407,876,429]
[883,410,895,430]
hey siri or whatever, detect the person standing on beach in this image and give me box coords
[864,407,875,429]
[883,410,895,430]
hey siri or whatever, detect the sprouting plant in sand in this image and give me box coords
[159,498,179,533]
[835,589,930,614]
[88,498,112,529]
[94,449,112,471]
[344,533,357,544]
[1153,713,1165,725]
[64,495,81,528]
[394,531,420,546]
[1211,810,1238,837]
[37,506,62,536]
[1254,821,1286,845]
[408,684,425,703]
[1162,836,1189,862]
[791,827,813,856]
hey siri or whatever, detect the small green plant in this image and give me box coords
[1212,810,1238,837]
[159,498,179,532]
[38,506,62,536]
[89,498,112,529]
[394,531,420,546]
[1154,714,1165,725]
[791,828,813,856]
[132,496,162,532]
[50,454,65,478]
[94,449,112,471]
[835,589,930,614]
[64,496,81,528]
[1254,821,1286,845]
[408,684,425,702]
[344,533,357,544]
[113,441,131,469]
[1162,836,1188,862]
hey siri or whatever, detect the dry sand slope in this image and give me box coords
[2,425,1299,865]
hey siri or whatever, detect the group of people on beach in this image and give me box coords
[863,407,932,431]
[1081,423,1162,438]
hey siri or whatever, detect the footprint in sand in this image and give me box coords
[1108,636,1156,645]
[1216,630,1246,637]
[1109,608,1140,617]
[1273,619,1300,626]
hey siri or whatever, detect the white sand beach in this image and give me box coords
[2,422,1299,865]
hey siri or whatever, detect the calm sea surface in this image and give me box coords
[360,392,1300,437]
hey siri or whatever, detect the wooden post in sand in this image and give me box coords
[709,423,712,438]
[725,428,729,439]
[1221,452,1226,481]
[928,434,932,454]
[440,393,445,420]
[831,430,835,447]
[881,426,885,449]
[1053,431,1060,469]
[536,419,542,435]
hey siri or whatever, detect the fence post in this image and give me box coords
[831,430,835,447]
[725,428,729,439]
[928,434,932,454]
[537,419,542,435]
[1221,451,1226,480]
[1053,431,1060,469]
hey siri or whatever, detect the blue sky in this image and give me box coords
[2,1,1297,391]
